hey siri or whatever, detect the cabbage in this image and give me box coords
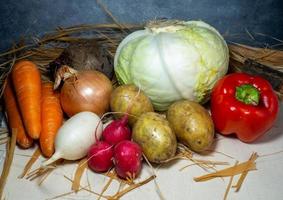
[114,20,229,111]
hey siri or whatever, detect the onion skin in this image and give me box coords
[60,70,113,117]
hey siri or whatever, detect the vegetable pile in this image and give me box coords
[1,19,281,199]
[87,114,143,179]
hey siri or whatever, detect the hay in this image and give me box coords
[0,22,283,98]
[229,43,283,72]
[0,23,141,92]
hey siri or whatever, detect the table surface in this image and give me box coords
[1,102,283,200]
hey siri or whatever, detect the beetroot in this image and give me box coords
[114,140,142,179]
[87,141,113,173]
[102,115,131,145]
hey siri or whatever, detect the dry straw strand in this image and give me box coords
[223,161,239,200]
[194,155,257,182]
[233,153,258,191]
[18,147,42,178]
[0,129,18,199]
[72,158,88,192]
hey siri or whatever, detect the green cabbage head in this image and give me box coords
[114,20,229,111]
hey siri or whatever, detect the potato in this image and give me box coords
[167,100,214,153]
[132,112,177,163]
[110,84,154,126]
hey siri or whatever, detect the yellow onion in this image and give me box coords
[54,66,113,117]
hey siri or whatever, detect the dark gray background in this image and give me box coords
[0,0,283,51]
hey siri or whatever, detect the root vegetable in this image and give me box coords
[167,100,214,152]
[42,111,103,166]
[3,77,33,148]
[40,82,63,158]
[132,112,177,163]
[11,60,41,139]
[114,140,142,179]
[87,141,114,173]
[54,66,113,117]
[102,115,131,145]
[110,84,154,126]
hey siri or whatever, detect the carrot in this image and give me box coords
[3,77,33,148]
[11,60,42,139]
[40,82,63,157]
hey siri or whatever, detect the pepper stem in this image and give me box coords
[235,84,260,106]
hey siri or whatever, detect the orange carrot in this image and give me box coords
[40,82,63,157]
[3,77,33,148]
[11,60,42,139]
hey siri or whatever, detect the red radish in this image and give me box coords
[102,115,131,145]
[87,141,114,173]
[114,140,142,179]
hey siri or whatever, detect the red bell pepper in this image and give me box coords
[210,72,279,143]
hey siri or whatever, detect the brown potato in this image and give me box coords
[167,100,214,152]
[110,84,154,126]
[132,112,177,163]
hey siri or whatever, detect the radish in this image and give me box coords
[114,140,142,179]
[42,111,103,166]
[102,115,131,145]
[87,141,114,172]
